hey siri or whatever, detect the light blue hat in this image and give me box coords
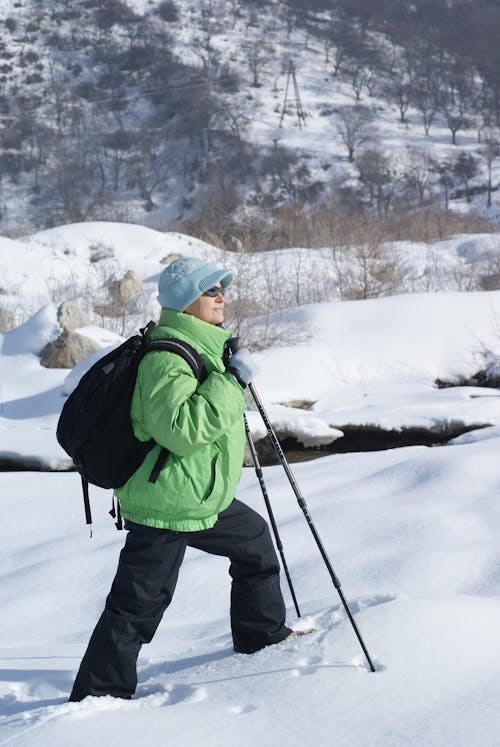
[157,257,233,311]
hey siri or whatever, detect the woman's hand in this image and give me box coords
[227,348,259,387]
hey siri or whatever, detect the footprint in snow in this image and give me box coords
[230,704,258,714]
[134,682,208,705]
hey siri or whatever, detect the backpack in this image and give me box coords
[56,321,207,530]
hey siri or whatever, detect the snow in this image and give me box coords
[1,222,500,745]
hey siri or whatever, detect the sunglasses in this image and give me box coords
[203,285,225,297]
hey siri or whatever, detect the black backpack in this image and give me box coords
[56,321,207,530]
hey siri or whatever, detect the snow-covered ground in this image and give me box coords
[2,222,500,324]
[3,222,500,466]
[1,223,500,745]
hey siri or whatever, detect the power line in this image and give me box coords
[0,71,239,119]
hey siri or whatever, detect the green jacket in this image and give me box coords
[115,309,246,531]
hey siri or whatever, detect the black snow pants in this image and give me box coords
[69,499,291,701]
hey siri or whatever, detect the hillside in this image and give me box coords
[2,221,500,339]
[3,221,500,471]
[0,0,499,243]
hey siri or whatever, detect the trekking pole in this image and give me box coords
[228,338,377,673]
[243,414,301,618]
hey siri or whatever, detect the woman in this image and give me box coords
[69,256,293,701]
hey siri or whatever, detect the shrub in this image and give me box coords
[157,1,179,22]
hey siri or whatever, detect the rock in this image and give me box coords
[40,329,101,369]
[278,399,316,410]
[109,270,144,305]
[89,242,114,263]
[57,301,91,331]
[227,235,243,251]
[480,273,500,291]
[93,301,120,318]
[160,253,183,265]
[0,306,16,332]
[94,270,145,317]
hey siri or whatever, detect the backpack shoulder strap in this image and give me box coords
[144,338,208,382]
[144,338,208,484]
[81,476,93,534]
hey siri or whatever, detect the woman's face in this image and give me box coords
[183,284,225,325]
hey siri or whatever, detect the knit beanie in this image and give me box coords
[157,257,233,311]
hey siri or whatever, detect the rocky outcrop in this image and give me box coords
[109,270,143,305]
[436,362,500,389]
[57,301,91,331]
[37,301,99,368]
[160,253,183,265]
[40,329,101,369]
[94,270,144,317]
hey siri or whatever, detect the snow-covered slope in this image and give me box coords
[3,285,500,468]
[3,222,500,468]
[3,221,500,326]
[2,220,500,744]
[1,433,500,746]
[0,0,498,235]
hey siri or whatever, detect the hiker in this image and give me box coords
[69,256,293,702]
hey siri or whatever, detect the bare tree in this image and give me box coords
[242,40,274,88]
[452,151,479,204]
[261,140,298,189]
[192,30,221,76]
[50,141,108,221]
[383,62,413,124]
[347,65,372,102]
[441,104,472,146]
[435,158,454,211]
[328,226,406,301]
[214,249,309,349]
[334,105,376,162]
[480,126,500,208]
[129,132,170,211]
[403,148,437,205]
[211,99,250,142]
[330,37,350,78]
[404,41,443,135]
[319,28,335,65]
[356,148,396,217]
[101,128,139,192]
[440,74,474,145]
[191,1,223,76]
[413,78,440,136]
[316,10,362,77]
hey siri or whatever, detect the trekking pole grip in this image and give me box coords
[223,336,240,369]
[227,337,240,354]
